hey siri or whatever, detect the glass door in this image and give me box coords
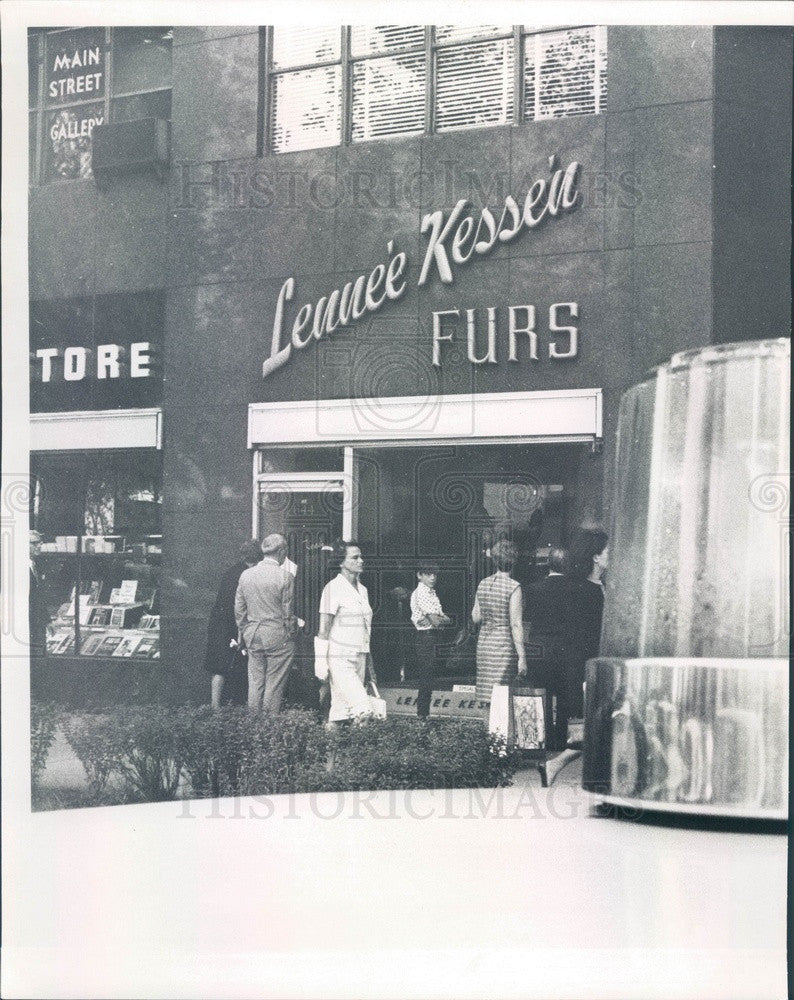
[257,477,344,636]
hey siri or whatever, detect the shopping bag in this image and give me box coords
[510,686,547,750]
[488,684,514,741]
[367,680,387,719]
[313,637,330,681]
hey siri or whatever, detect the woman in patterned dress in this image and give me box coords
[472,539,527,703]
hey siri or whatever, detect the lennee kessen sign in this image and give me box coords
[263,155,583,379]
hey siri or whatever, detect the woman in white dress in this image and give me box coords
[318,540,377,722]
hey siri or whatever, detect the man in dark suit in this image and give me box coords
[202,538,263,708]
[29,530,51,657]
[524,547,570,749]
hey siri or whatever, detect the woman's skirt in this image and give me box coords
[476,626,518,703]
[328,645,370,722]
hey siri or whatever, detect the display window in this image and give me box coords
[28,26,172,184]
[31,450,162,660]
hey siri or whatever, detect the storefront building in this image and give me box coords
[28,24,792,706]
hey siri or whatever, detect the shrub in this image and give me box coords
[62,705,193,803]
[237,708,328,796]
[174,705,258,798]
[61,712,128,799]
[112,705,193,802]
[301,718,520,792]
[55,705,521,807]
[30,701,61,786]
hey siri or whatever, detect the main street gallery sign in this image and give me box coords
[263,155,582,379]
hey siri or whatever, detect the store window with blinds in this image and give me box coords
[265,24,607,153]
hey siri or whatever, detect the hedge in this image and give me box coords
[36,704,520,809]
[30,701,60,786]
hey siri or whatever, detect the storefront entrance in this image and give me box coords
[254,439,588,685]
[249,388,602,685]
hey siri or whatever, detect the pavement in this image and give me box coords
[36,726,90,793]
[25,723,787,999]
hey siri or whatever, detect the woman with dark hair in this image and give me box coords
[564,527,609,720]
[472,538,527,703]
[317,539,377,722]
[202,538,263,708]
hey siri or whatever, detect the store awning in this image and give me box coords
[30,407,163,451]
[248,388,602,447]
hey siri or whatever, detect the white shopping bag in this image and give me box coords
[488,684,514,740]
[367,681,387,719]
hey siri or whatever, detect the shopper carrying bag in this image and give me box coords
[313,636,330,681]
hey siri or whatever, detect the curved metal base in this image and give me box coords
[582,657,788,820]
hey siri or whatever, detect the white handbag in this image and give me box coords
[313,637,330,682]
[367,680,387,719]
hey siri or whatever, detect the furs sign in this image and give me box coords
[263,155,582,378]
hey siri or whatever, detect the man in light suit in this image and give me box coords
[235,533,296,712]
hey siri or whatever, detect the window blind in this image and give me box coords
[436,37,514,131]
[435,25,511,44]
[523,25,606,121]
[352,52,426,141]
[271,26,340,69]
[270,66,341,153]
[267,25,606,153]
[350,25,425,56]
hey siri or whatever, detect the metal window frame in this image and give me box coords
[520,24,604,125]
[432,30,519,134]
[252,463,351,538]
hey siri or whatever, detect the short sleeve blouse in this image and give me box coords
[320,574,373,653]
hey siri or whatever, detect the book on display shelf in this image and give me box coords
[112,635,141,658]
[46,633,63,654]
[96,635,124,657]
[48,632,73,655]
[78,634,105,656]
[109,604,147,628]
[90,606,114,627]
[57,633,76,655]
[132,637,157,658]
[139,614,160,630]
[70,580,102,603]
[118,580,139,603]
